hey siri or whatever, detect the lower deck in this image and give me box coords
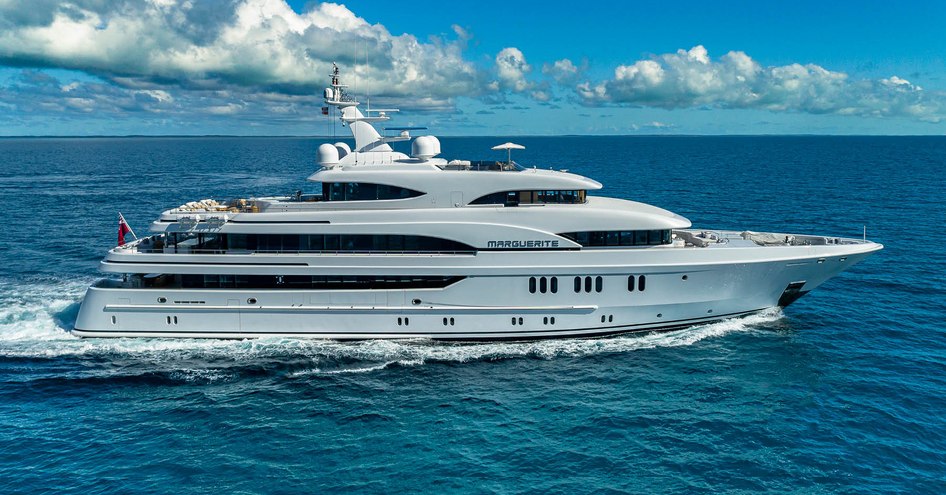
[74,243,878,339]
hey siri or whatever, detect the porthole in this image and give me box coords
[707,309,713,314]
[657,313,663,318]
[627,276,635,292]
[550,277,558,294]
[511,317,517,325]
[450,317,455,325]
[600,315,606,323]
[638,275,646,292]
[539,277,548,294]
[443,317,449,326]
[173,316,178,324]
[574,276,582,293]
[166,316,171,324]
[404,317,410,325]
[157,297,167,303]
[111,316,117,325]
[584,276,592,293]
[682,275,688,281]
[543,317,549,325]
[595,276,603,293]
[550,317,555,325]
[518,317,523,325]
[397,317,403,326]
[529,277,537,294]
[608,315,613,323]
[412,298,421,305]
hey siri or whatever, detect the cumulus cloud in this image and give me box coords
[579,45,946,122]
[493,47,532,92]
[0,0,482,108]
[542,58,583,83]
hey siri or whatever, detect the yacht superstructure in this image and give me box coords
[73,64,883,339]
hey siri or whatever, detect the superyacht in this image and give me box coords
[73,64,883,339]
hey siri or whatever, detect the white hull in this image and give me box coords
[74,237,880,340]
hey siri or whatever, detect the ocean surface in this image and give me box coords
[0,135,944,493]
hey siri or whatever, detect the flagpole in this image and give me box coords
[119,212,138,240]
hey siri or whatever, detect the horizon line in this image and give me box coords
[2,133,945,139]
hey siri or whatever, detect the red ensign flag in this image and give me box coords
[118,214,132,246]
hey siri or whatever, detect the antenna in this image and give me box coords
[863,225,866,241]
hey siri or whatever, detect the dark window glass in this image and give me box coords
[606,231,620,246]
[662,230,672,244]
[182,275,463,290]
[585,276,592,293]
[634,230,648,246]
[540,277,548,293]
[472,190,588,205]
[628,275,635,292]
[595,276,603,293]
[529,277,537,294]
[619,231,634,245]
[638,275,646,291]
[574,276,581,293]
[591,232,607,246]
[321,182,423,201]
[550,277,558,293]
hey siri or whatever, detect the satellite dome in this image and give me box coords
[334,142,351,159]
[317,143,339,166]
[411,135,441,160]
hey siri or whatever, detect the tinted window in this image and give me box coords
[321,182,423,201]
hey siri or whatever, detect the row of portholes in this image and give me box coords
[397,317,411,326]
[543,316,556,325]
[511,317,524,325]
[575,276,604,293]
[166,316,179,325]
[627,275,647,292]
[443,317,455,326]
[529,276,558,294]
[600,314,614,323]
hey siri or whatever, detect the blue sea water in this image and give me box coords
[0,135,944,493]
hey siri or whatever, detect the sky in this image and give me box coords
[0,0,945,135]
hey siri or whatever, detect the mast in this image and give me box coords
[322,62,394,153]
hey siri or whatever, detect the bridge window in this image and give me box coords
[470,189,587,206]
[560,230,672,247]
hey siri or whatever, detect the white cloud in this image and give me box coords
[493,47,532,92]
[542,58,581,83]
[580,45,946,122]
[0,0,482,108]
